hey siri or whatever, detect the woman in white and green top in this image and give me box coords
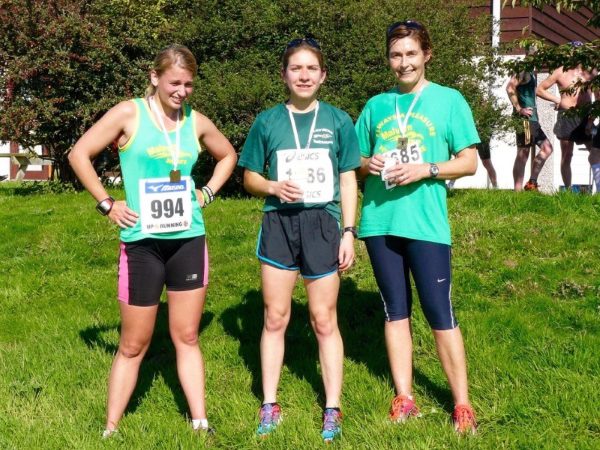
[239,37,360,443]
[355,21,479,434]
[69,45,236,437]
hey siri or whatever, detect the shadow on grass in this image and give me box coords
[220,289,323,404]
[339,278,454,411]
[220,278,453,411]
[80,303,214,418]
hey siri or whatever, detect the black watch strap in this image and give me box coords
[343,226,357,238]
[96,197,115,216]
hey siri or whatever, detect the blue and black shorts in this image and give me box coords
[364,235,458,330]
[257,209,340,279]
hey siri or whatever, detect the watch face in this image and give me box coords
[96,198,113,215]
[430,164,439,177]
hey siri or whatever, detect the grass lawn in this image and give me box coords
[0,183,599,449]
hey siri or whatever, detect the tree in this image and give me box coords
[183,0,509,192]
[1,0,508,189]
[0,0,179,181]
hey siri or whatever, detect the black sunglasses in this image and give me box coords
[386,20,424,38]
[286,37,321,50]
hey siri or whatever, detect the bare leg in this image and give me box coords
[384,318,413,396]
[168,287,207,420]
[305,273,343,407]
[432,327,470,405]
[260,264,297,403]
[560,140,574,188]
[513,146,531,191]
[481,158,498,188]
[105,303,158,431]
[530,139,553,181]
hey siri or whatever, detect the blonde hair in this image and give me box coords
[145,44,198,96]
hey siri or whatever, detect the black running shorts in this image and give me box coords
[553,110,590,144]
[257,209,340,278]
[117,236,208,306]
[516,120,548,147]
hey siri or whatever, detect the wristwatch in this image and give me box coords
[429,163,439,178]
[343,226,357,238]
[96,197,115,216]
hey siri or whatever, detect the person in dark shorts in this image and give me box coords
[355,20,478,434]
[536,44,596,190]
[69,45,237,437]
[506,62,554,191]
[554,109,591,144]
[238,37,360,443]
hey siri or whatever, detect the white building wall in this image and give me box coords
[454,55,592,192]
[0,142,10,179]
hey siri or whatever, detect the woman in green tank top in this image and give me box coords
[69,45,236,438]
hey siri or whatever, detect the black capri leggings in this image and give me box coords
[364,235,458,330]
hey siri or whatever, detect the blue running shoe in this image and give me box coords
[256,402,282,437]
[321,407,342,443]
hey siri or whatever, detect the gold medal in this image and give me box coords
[170,169,181,183]
[397,137,408,151]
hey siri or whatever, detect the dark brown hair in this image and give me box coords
[386,21,432,58]
[282,40,325,70]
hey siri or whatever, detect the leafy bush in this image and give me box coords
[2,0,505,193]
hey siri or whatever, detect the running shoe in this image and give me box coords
[321,407,343,443]
[101,428,118,439]
[524,180,539,191]
[256,402,282,437]
[389,394,421,423]
[452,404,477,435]
[193,425,216,436]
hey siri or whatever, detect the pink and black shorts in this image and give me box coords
[117,235,208,306]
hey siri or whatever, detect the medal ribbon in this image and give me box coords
[395,84,426,138]
[150,96,181,172]
[288,101,320,150]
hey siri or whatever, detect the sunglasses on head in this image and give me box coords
[286,37,321,50]
[386,20,424,38]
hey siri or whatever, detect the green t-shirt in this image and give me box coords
[118,98,204,242]
[355,82,480,245]
[239,101,361,221]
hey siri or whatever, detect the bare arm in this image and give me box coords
[69,101,133,202]
[358,154,384,180]
[68,101,138,227]
[536,69,562,107]
[506,75,532,117]
[338,169,358,272]
[243,169,303,203]
[384,146,477,186]
[195,112,237,204]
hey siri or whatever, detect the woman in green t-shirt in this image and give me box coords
[355,21,479,434]
[238,37,361,443]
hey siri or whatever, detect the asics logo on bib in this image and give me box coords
[285,151,322,163]
[146,180,187,193]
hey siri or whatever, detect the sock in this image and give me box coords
[528,178,537,183]
[192,418,209,430]
[592,164,600,193]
